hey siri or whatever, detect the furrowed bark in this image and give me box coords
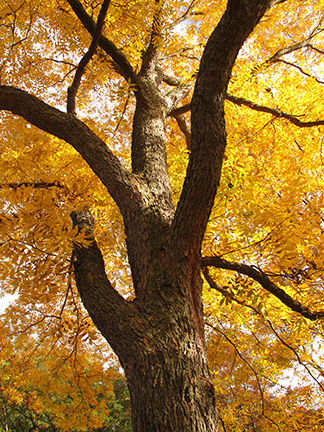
[71,210,220,431]
[121,243,219,431]
[125,85,174,297]
[172,0,274,255]
[124,302,220,432]
[0,1,292,431]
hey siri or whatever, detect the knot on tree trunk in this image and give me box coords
[70,208,94,238]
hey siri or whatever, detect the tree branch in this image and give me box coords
[162,74,181,86]
[275,59,324,85]
[169,103,191,117]
[67,0,111,114]
[172,114,191,150]
[265,319,324,391]
[172,0,275,255]
[201,255,324,321]
[225,94,324,127]
[205,321,265,419]
[140,0,164,77]
[66,0,137,84]
[159,45,203,61]
[251,16,324,79]
[1,181,64,189]
[308,43,324,55]
[268,39,313,64]
[169,0,199,29]
[203,266,324,391]
[165,86,192,117]
[70,209,139,359]
[171,96,324,128]
[0,86,138,214]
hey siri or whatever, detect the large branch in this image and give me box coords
[70,209,141,360]
[201,256,324,321]
[0,86,138,214]
[66,0,137,84]
[171,0,276,255]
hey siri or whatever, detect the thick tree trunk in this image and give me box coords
[0,1,280,430]
[71,210,219,431]
[124,321,219,432]
[122,256,219,431]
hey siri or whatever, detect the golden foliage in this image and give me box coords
[1,0,324,429]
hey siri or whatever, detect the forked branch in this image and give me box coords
[66,0,136,83]
[250,16,324,82]
[67,0,111,114]
[268,16,324,64]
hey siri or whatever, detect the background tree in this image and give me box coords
[0,321,122,431]
[1,0,324,430]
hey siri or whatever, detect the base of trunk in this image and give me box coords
[122,326,220,432]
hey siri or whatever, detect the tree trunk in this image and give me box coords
[124,321,219,432]
[71,209,220,431]
[120,251,220,431]
[0,1,280,430]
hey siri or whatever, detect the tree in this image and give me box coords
[1,0,324,430]
[101,376,132,432]
[0,322,119,431]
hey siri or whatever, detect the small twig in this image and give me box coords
[112,91,130,136]
[206,321,266,420]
